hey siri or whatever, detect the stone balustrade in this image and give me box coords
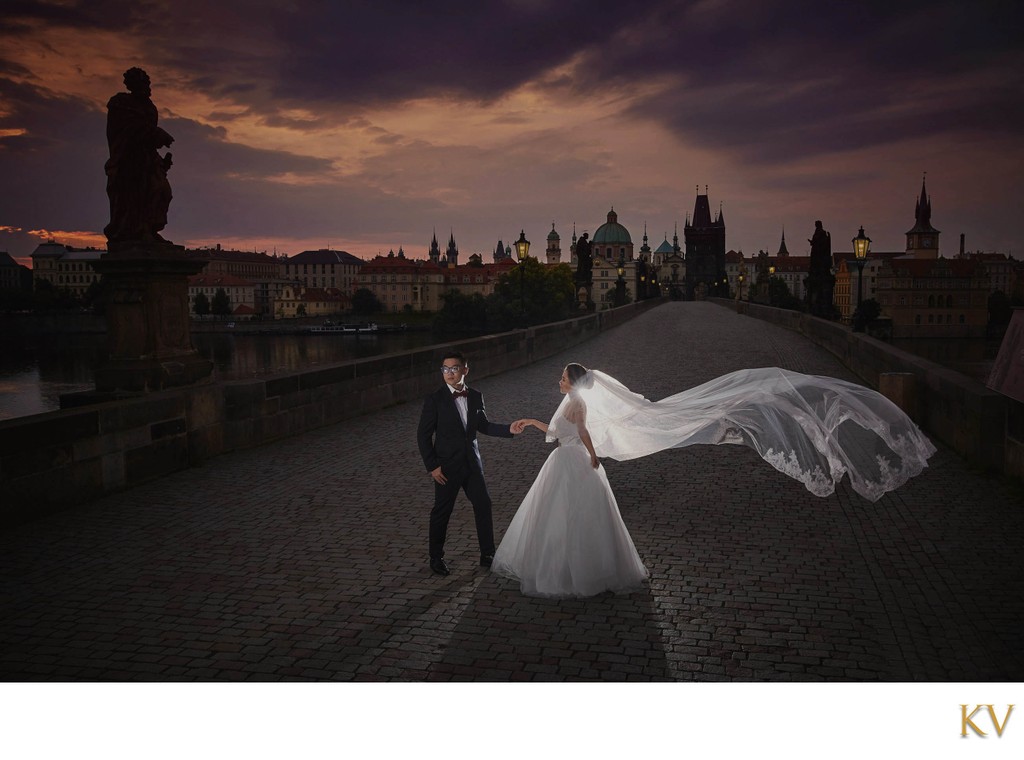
[0,300,663,526]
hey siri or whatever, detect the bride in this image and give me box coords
[491,363,936,599]
[492,363,648,598]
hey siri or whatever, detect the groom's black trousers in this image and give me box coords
[429,465,495,560]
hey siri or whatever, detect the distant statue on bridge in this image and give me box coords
[808,220,832,274]
[574,232,592,283]
[806,220,836,318]
[103,67,175,245]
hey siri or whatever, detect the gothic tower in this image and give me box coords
[905,175,940,259]
[428,230,441,265]
[446,231,459,267]
[777,228,790,257]
[683,186,727,298]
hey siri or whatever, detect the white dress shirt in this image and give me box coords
[449,383,469,428]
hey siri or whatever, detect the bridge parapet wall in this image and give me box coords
[0,299,664,526]
[728,298,1018,480]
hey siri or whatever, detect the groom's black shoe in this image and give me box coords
[479,554,494,567]
[430,558,451,576]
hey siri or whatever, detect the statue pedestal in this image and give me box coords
[575,280,594,311]
[91,241,213,393]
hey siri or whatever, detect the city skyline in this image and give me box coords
[1,0,1021,267]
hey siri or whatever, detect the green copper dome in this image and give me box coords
[592,208,632,245]
[654,237,675,254]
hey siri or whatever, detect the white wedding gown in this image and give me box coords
[491,404,649,598]
[492,367,936,599]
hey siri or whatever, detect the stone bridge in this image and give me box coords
[1,301,1021,682]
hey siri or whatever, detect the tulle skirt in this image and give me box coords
[492,443,649,598]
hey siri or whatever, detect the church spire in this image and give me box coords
[777,227,789,256]
[446,229,459,267]
[907,172,939,235]
[428,228,441,264]
[915,172,932,229]
[905,172,940,257]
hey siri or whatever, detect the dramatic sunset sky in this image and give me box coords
[1,0,1021,267]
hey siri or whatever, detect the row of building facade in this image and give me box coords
[8,181,1022,336]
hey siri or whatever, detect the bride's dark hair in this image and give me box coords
[565,362,589,388]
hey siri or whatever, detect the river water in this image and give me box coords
[0,330,440,421]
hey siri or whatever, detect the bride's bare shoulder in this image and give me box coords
[562,396,587,424]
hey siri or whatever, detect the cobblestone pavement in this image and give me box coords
[1,301,1022,682]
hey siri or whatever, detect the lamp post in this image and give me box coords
[768,264,776,306]
[738,272,744,300]
[514,229,530,322]
[852,226,871,331]
[616,254,626,307]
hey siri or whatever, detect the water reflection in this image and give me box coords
[196,332,433,380]
[0,330,437,420]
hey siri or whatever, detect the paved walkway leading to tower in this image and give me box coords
[1,301,1022,681]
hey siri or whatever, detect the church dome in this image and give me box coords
[547,224,560,241]
[592,208,632,245]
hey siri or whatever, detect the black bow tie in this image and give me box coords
[452,389,468,398]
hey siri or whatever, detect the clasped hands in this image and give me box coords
[510,418,535,434]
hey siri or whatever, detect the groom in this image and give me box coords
[417,350,519,576]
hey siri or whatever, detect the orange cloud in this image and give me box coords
[27,228,107,249]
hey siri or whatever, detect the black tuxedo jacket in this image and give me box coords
[417,385,512,478]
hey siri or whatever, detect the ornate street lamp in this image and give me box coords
[768,264,776,306]
[515,229,530,322]
[852,226,871,330]
[738,272,745,300]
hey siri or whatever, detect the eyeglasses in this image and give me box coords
[440,365,463,375]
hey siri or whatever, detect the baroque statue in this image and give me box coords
[103,67,175,245]
[575,232,593,283]
[808,220,832,274]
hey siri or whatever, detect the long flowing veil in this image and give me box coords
[547,367,936,502]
